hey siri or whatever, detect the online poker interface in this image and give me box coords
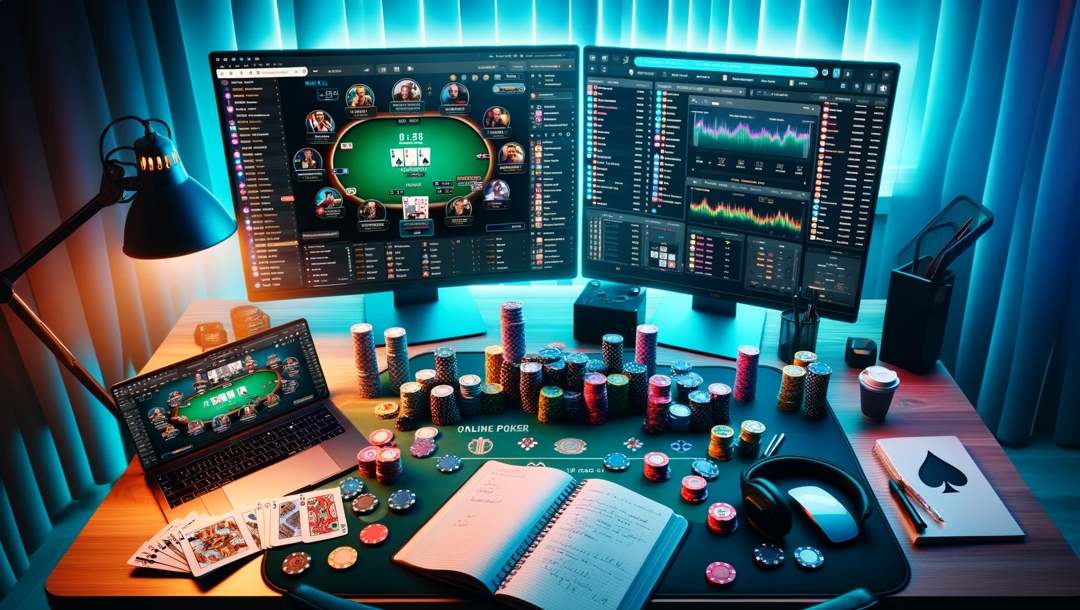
[211,47,578,300]
[113,321,328,469]
[583,48,898,320]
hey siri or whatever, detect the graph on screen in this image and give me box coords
[691,109,815,160]
[688,187,803,239]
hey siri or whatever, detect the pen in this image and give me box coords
[896,478,945,524]
[763,432,785,457]
[889,479,927,532]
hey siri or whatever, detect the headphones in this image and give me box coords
[740,455,872,540]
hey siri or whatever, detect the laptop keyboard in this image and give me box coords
[155,406,346,508]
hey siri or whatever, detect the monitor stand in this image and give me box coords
[363,286,486,346]
[650,291,766,359]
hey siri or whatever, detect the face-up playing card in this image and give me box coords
[403,148,418,167]
[299,488,348,543]
[270,495,303,547]
[236,507,263,550]
[390,148,404,167]
[419,148,431,165]
[179,514,260,577]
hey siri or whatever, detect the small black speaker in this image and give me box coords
[573,280,645,345]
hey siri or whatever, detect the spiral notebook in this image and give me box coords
[394,461,688,610]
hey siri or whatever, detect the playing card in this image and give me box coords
[179,514,260,578]
[270,495,303,547]
[256,500,270,547]
[419,148,431,165]
[403,148,418,167]
[390,148,404,167]
[126,547,189,573]
[236,507,263,550]
[299,488,348,543]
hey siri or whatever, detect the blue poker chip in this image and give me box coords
[603,452,630,472]
[690,459,720,481]
[794,546,824,570]
[436,454,462,473]
[339,476,364,500]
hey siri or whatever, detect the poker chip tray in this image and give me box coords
[262,351,909,601]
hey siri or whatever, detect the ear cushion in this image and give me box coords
[741,477,792,539]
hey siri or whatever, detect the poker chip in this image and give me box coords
[643,451,671,481]
[634,324,658,376]
[794,546,825,570]
[383,327,411,394]
[376,446,404,483]
[351,493,379,515]
[357,446,379,478]
[734,345,760,402]
[708,425,736,461]
[705,561,736,586]
[351,323,381,398]
[680,475,709,503]
[415,426,440,441]
[374,400,399,419]
[707,502,738,535]
[753,543,785,569]
[603,452,630,472]
[339,477,364,501]
[410,438,437,459]
[436,454,462,473]
[500,301,526,367]
[368,428,395,447]
[388,489,417,513]
[738,419,766,458]
[282,551,312,576]
[359,523,389,546]
[327,545,358,570]
[690,459,720,481]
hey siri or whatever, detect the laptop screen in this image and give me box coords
[113,319,329,470]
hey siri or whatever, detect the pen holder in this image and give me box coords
[880,266,954,374]
[777,309,819,363]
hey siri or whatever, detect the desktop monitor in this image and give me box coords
[210,47,579,343]
[582,47,899,356]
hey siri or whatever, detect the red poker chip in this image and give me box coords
[359,523,389,546]
[644,451,669,467]
[709,502,737,522]
[357,446,379,463]
[705,561,736,586]
[681,475,707,491]
[378,447,401,462]
[368,428,395,447]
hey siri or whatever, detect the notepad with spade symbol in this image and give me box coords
[874,436,1024,545]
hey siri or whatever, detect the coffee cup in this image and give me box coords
[859,365,899,421]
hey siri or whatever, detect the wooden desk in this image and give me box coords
[47,287,1080,607]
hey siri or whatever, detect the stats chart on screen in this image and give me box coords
[583,48,898,319]
[211,48,578,299]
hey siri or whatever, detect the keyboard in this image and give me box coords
[155,406,346,508]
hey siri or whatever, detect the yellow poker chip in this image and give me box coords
[374,401,399,419]
[327,546,358,570]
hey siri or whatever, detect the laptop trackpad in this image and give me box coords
[224,447,338,508]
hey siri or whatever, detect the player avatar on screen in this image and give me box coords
[447,197,473,217]
[483,106,510,127]
[345,84,374,107]
[358,199,386,221]
[305,110,335,133]
[392,79,421,101]
[484,180,510,201]
[499,142,525,164]
[211,413,231,433]
[314,188,344,218]
[293,148,323,170]
[403,196,429,219]
[440,82,469,105]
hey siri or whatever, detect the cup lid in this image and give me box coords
[860,365,898,389]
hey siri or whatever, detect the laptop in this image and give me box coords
[113,318,367,521]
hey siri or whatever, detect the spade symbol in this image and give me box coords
[918,451,968,493]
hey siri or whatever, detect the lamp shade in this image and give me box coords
[122,130,236,259]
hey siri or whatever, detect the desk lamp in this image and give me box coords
[0,116,236,417]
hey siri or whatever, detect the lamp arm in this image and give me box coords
[0,161,128,419]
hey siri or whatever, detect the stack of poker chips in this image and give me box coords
[193,321,228,352]
[803,362,832,420]
[583,373,609,425]
[793,350,818,369]
[521,352,542,365]
[351,323,382,398]
[634,323,658,376]
[397,382,425,431]
[563,390,584,423]
[383,327,410,394]
[429,384,461,425]
[777,365,807,412]
[681,475,709,504]
[670,359,693,377]
[565,353,589,391]
[433,347,459,387]
[518,362,543,415]
[537,386,564,423]
[230,304,270,340]
[356,446,379,478]
[707,502,738,535]
[606,373,630,417]
[500,301,526,365]
[480,383,506,414]
[707,383,732,424]
[601,333,625,374]
[666,403,692,432]
[499,360,521,406]
[375,446,403,483]
[623,362,648,413]
[687,390,714,432]
[484,345,504,385]
[585,358,607,375]
[458,374,483,417]
[708,425,736,461]
[738,420,767,457]
[675,372,704,403]
[415,369,437,401]
[642,451,671,482]
[644,374,673,434]
[542,359,566,387]
[733,345,760,402]
[538,347,563,364]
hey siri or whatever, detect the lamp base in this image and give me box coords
[363,286,487,346]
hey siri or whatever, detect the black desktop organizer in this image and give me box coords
[880,264,954,373]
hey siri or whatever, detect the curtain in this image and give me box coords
[1,0,1078,599]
